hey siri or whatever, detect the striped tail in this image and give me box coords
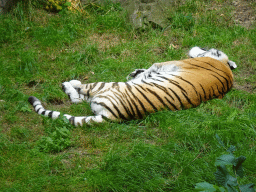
[28,96,62,119]
[28,96,105,126]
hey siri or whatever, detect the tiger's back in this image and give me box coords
[93,57,233,121]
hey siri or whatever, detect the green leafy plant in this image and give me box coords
[195,134,255,192]
[37,126,71,153]
[37,116,72,153]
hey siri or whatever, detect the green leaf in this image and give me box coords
[20,105,32,112]
[240,183,255,192]
[194,182,227,192]
[233,156,246,178]
[195,182,217,192]
[226,182,238,192]
[215,134,226,148]
[226,174,238,191]
[64,2,72,7]
[227,146,236,154]
[215,165,229,186]
[215,165,238,188]
[215,154,236,166]
[217,186,227,192]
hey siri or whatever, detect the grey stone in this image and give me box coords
[0,0,19,14]
[81,0,173,29]
[126,0,173,29]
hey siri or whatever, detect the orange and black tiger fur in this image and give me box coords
[28,47,237,126]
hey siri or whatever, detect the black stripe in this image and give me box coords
[108,98,128,120]
[94,102,118,119]
[112,91,133,119]
[125,83,145,118]
[134,83,147,91]
[69,116,75,125]
[162,77,200,106]
[194,59,232,77]
[216,84,224,96]
[36,108,42,113]
[48,111,53,118]
[212,74,227,90]
[41,111,45,115]
[149,77,164,82]
[208,86,212,98]
[158,76,189,94]
[151,82,175,101]
[91,82,99,90]
[199,83,207,101]
[98,82,106,90]
[146,88,169,110]
[141,79,153,86]
[211,86,217,98]
[124,89,142,118]
[168,74,199,96]
[98,95,119,106]
[164,96,179,110]
[211,74,229,93]
[187,62,233,86]
[134,86,158,112]
[181,91,194,108]
[112,82,119,90]
[124,91,136,117]
[33,104,41,108]
[168,88,183,109]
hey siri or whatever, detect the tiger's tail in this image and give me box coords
[28,96,105,126]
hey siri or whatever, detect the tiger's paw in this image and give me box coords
[62,82,74,94]
[69,80,81,87]
[62,82,83,103]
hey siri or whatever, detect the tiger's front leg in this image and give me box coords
[62,80,85,103]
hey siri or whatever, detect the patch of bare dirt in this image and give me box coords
[233,82,256,93]
[233,67,256,93]
[232,0,256,29]
[88,33,125,50]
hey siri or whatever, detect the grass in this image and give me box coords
[0,0,256,191]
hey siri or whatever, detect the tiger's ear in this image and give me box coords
[228,60,237,70]
[188,46,207,58]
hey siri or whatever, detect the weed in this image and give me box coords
[195,135,255,192]
[37,116,73,153]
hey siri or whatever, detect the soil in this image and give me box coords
[233,82,256,93]
[232,0,256,29]
[231,0,256,93]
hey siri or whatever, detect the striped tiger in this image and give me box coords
[28,47,237,126]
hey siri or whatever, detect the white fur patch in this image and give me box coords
[189,46,207,58]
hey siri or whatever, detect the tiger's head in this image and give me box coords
[189,47,237,70]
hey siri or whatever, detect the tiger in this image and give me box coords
[28,46,237,126]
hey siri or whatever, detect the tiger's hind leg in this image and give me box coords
[63,114,106,126]
[63,100,118,126]
[62,80,85,103]
[28,96,109,126]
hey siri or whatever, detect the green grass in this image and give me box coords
[0,1,256,191]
